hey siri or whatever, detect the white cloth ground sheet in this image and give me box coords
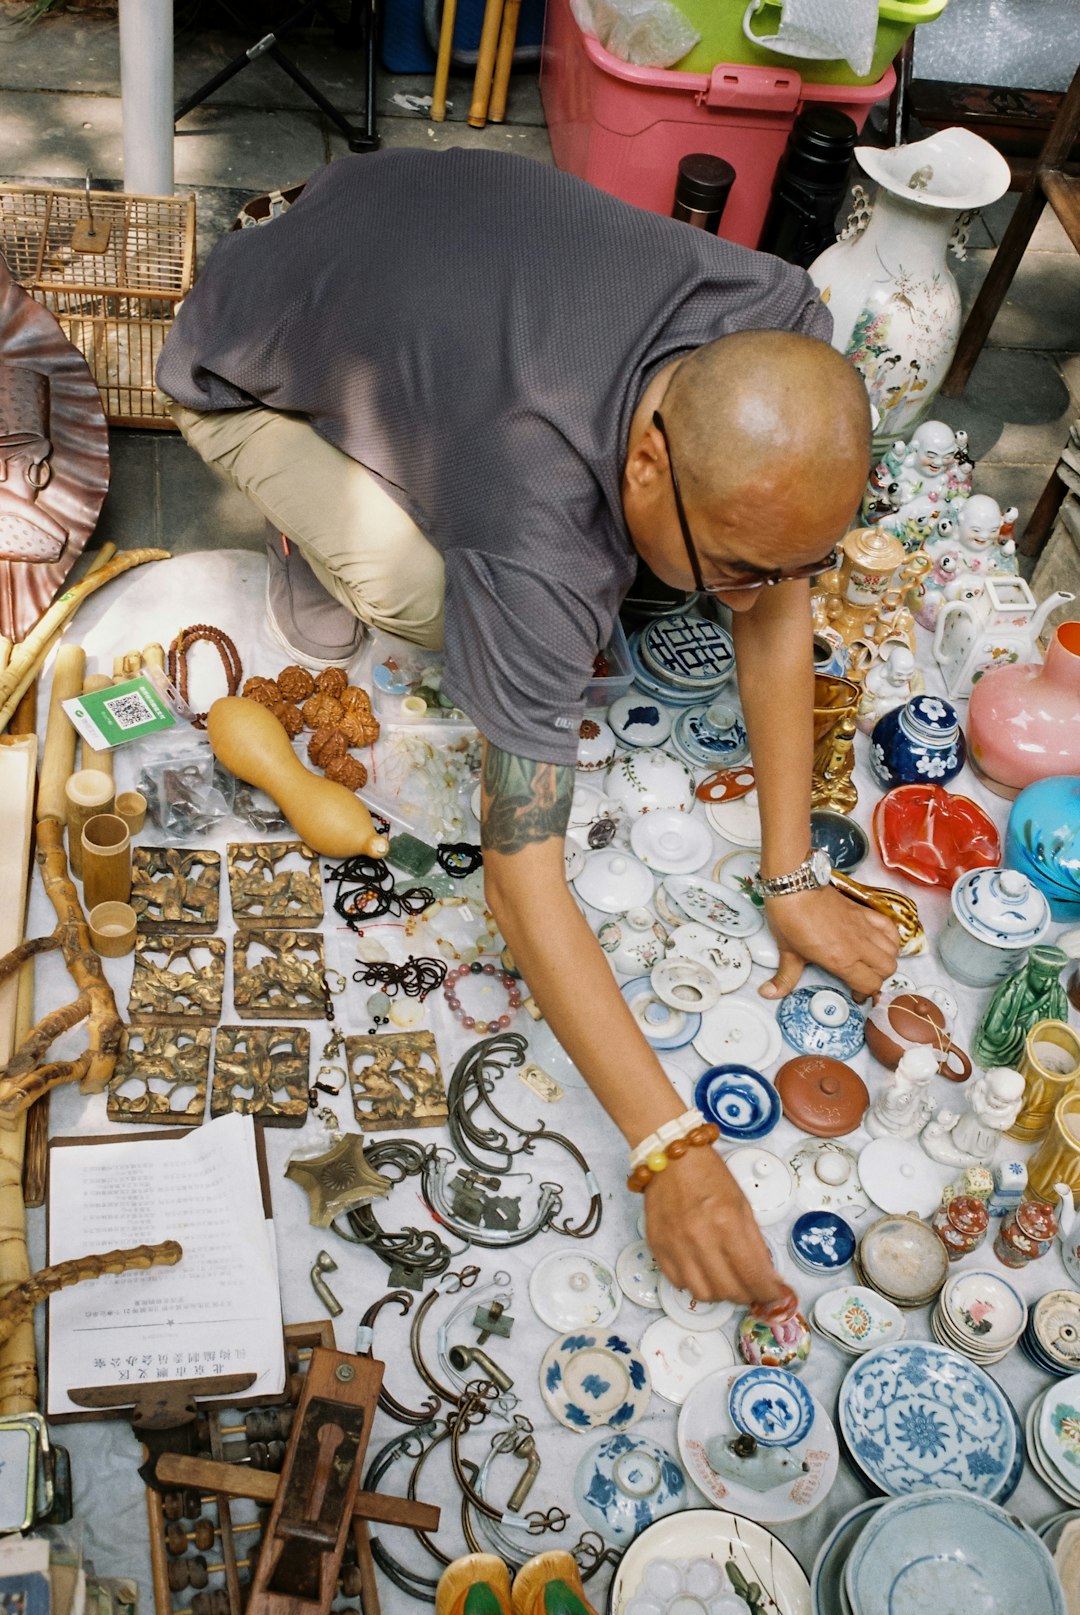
[24,551,1080,1607]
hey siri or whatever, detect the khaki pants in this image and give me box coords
[170,402,446,650]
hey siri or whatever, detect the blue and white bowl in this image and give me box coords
[694,1064,780,1142]
[727,1365,815,1448]
[789,1210,856,1275]
[870,694,966,789]
[540,1332,651,1433]
[777,986,865,1059]
[670,702,749,769]
[573,1433,686,1545]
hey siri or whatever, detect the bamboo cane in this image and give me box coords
[79,676,115,778]
[39,645,86,828]
[431,0,459,121]
[0,638,10,675]
[0,548,168,733]
[488,0,521,123]
[467,0,505,127]
[0,1240,182,1349]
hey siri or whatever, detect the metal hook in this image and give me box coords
[310,1250,342,1317]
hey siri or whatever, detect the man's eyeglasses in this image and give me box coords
[652,410,839,594]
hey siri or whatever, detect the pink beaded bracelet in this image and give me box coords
[443,960,523,1034]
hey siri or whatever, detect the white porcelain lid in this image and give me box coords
[574,850,654,913]
[952,867,1051,945]
[724,1147,795,1219]
[607,749,696,813]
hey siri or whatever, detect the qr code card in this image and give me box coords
[63,673,181,750]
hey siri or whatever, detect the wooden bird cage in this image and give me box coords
[0,184,196,430]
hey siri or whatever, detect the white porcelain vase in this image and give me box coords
[808,128,1010,445]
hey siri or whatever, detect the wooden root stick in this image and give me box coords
[0,1240,182,1349]
[0,816,124,1116]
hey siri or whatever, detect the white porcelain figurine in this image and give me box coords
[864,1045,938,1139]
[920,1066,1026,1167]
[856,642,925,733]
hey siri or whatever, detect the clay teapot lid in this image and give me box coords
[775,1056,870,1138]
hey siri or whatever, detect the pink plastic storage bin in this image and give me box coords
[540,0,896,249]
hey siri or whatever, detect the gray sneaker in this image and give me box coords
[263,526,365,670]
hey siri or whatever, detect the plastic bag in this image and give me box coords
[572,0,700,67]
[137,743,235,839]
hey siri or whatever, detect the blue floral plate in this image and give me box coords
[728,1366,815,1449]
[837,1341,1018,1502]
[540,1331,651,1433]
[573,1432,686,1546]
[695,1064,780,1142]
[777,987,865,1059]
[788,1210,856,1274]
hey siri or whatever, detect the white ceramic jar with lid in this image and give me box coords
[939,867,1052,988]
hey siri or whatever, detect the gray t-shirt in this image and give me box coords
[157,149,831,763]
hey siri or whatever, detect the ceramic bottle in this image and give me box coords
[968,622,1080,797]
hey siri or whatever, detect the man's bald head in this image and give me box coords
[660,329,871,556]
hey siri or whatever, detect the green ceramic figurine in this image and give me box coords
[973,944,1070,1069]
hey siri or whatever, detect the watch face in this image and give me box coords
[810,848,832,887]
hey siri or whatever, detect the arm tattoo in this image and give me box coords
[481,742,573,856]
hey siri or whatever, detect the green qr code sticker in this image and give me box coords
[63,674,180,750]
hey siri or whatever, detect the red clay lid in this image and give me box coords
[776,1056,870,1138]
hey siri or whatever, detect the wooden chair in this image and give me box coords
[939,61,1080,557]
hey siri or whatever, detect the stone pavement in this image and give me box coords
[1,3,1079,584]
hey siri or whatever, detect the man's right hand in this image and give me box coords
[642,1144,792,1310]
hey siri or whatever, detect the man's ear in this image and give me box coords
[623,418,666,496]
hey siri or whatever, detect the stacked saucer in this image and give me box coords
[931,1269,1027,1365]
[788,1209,856,1277]
[1020,1290,1080,1378]
[1027,1374,1080,1507]
[855,1212,948,1309]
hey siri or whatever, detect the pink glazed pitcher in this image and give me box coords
[968,621,1080,797]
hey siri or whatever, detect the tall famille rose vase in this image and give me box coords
[808,128,1010,445]
[968,621,1080,798]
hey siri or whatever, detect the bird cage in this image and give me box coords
[0,183,196,429]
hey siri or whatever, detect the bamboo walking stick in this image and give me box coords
[468,0,505,127]
[488,0,521,123]
[431,0,459,121]
[0,1241,183,1350]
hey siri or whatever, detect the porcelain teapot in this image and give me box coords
[933,577,1074,699]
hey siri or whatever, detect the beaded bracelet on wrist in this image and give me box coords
[627,1123,720,1193]
[628,1107,707,1172]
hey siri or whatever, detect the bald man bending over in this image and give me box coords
[159,149,899,1310]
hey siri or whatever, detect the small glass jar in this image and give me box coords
[931,1195,989,1261]
[993,1197,1058,1269]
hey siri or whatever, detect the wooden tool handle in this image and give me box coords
[154,1452,441,1531]
[488,0,521,123]
[38,644,87,825]
[431,0,458,121]
[467,0,505,127]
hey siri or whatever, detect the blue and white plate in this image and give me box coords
[844,1489,1066,1615]
[621,976,701,1050]
[695,1064,780,1142]
[789,1210,856,1275]
[777,987,865,1059]
[607,693,673,750]
[671,703,750,769]
[728,1366,815,1449]
[573,1433,686,1546]
[810,1498,883,1615]
[628,632,710,707]
[540,1332,651,1433]
[838,1341,1018,1502]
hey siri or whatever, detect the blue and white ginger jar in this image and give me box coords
[870,694,966,789]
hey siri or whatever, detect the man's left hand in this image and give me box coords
[758,884,899,1001]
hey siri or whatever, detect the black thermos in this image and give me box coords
[758,107,858,266]
[672,153,737,234]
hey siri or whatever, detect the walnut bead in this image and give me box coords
[338,710,380,748]
[340,685,373,714]
[276,664,315,702]
[270,700,304,738]
[242,676,281,707]
[315,667,348,698]
[324,755,368,791]
[301,693,345,730]
[308,726,348,767]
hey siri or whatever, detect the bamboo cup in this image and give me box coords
[81,813,131,910]
[115,790,148,835]
[65,769,116,880]
[1007,1019,1080,1142]
[88,902,137,959]
[79,675,115,778]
